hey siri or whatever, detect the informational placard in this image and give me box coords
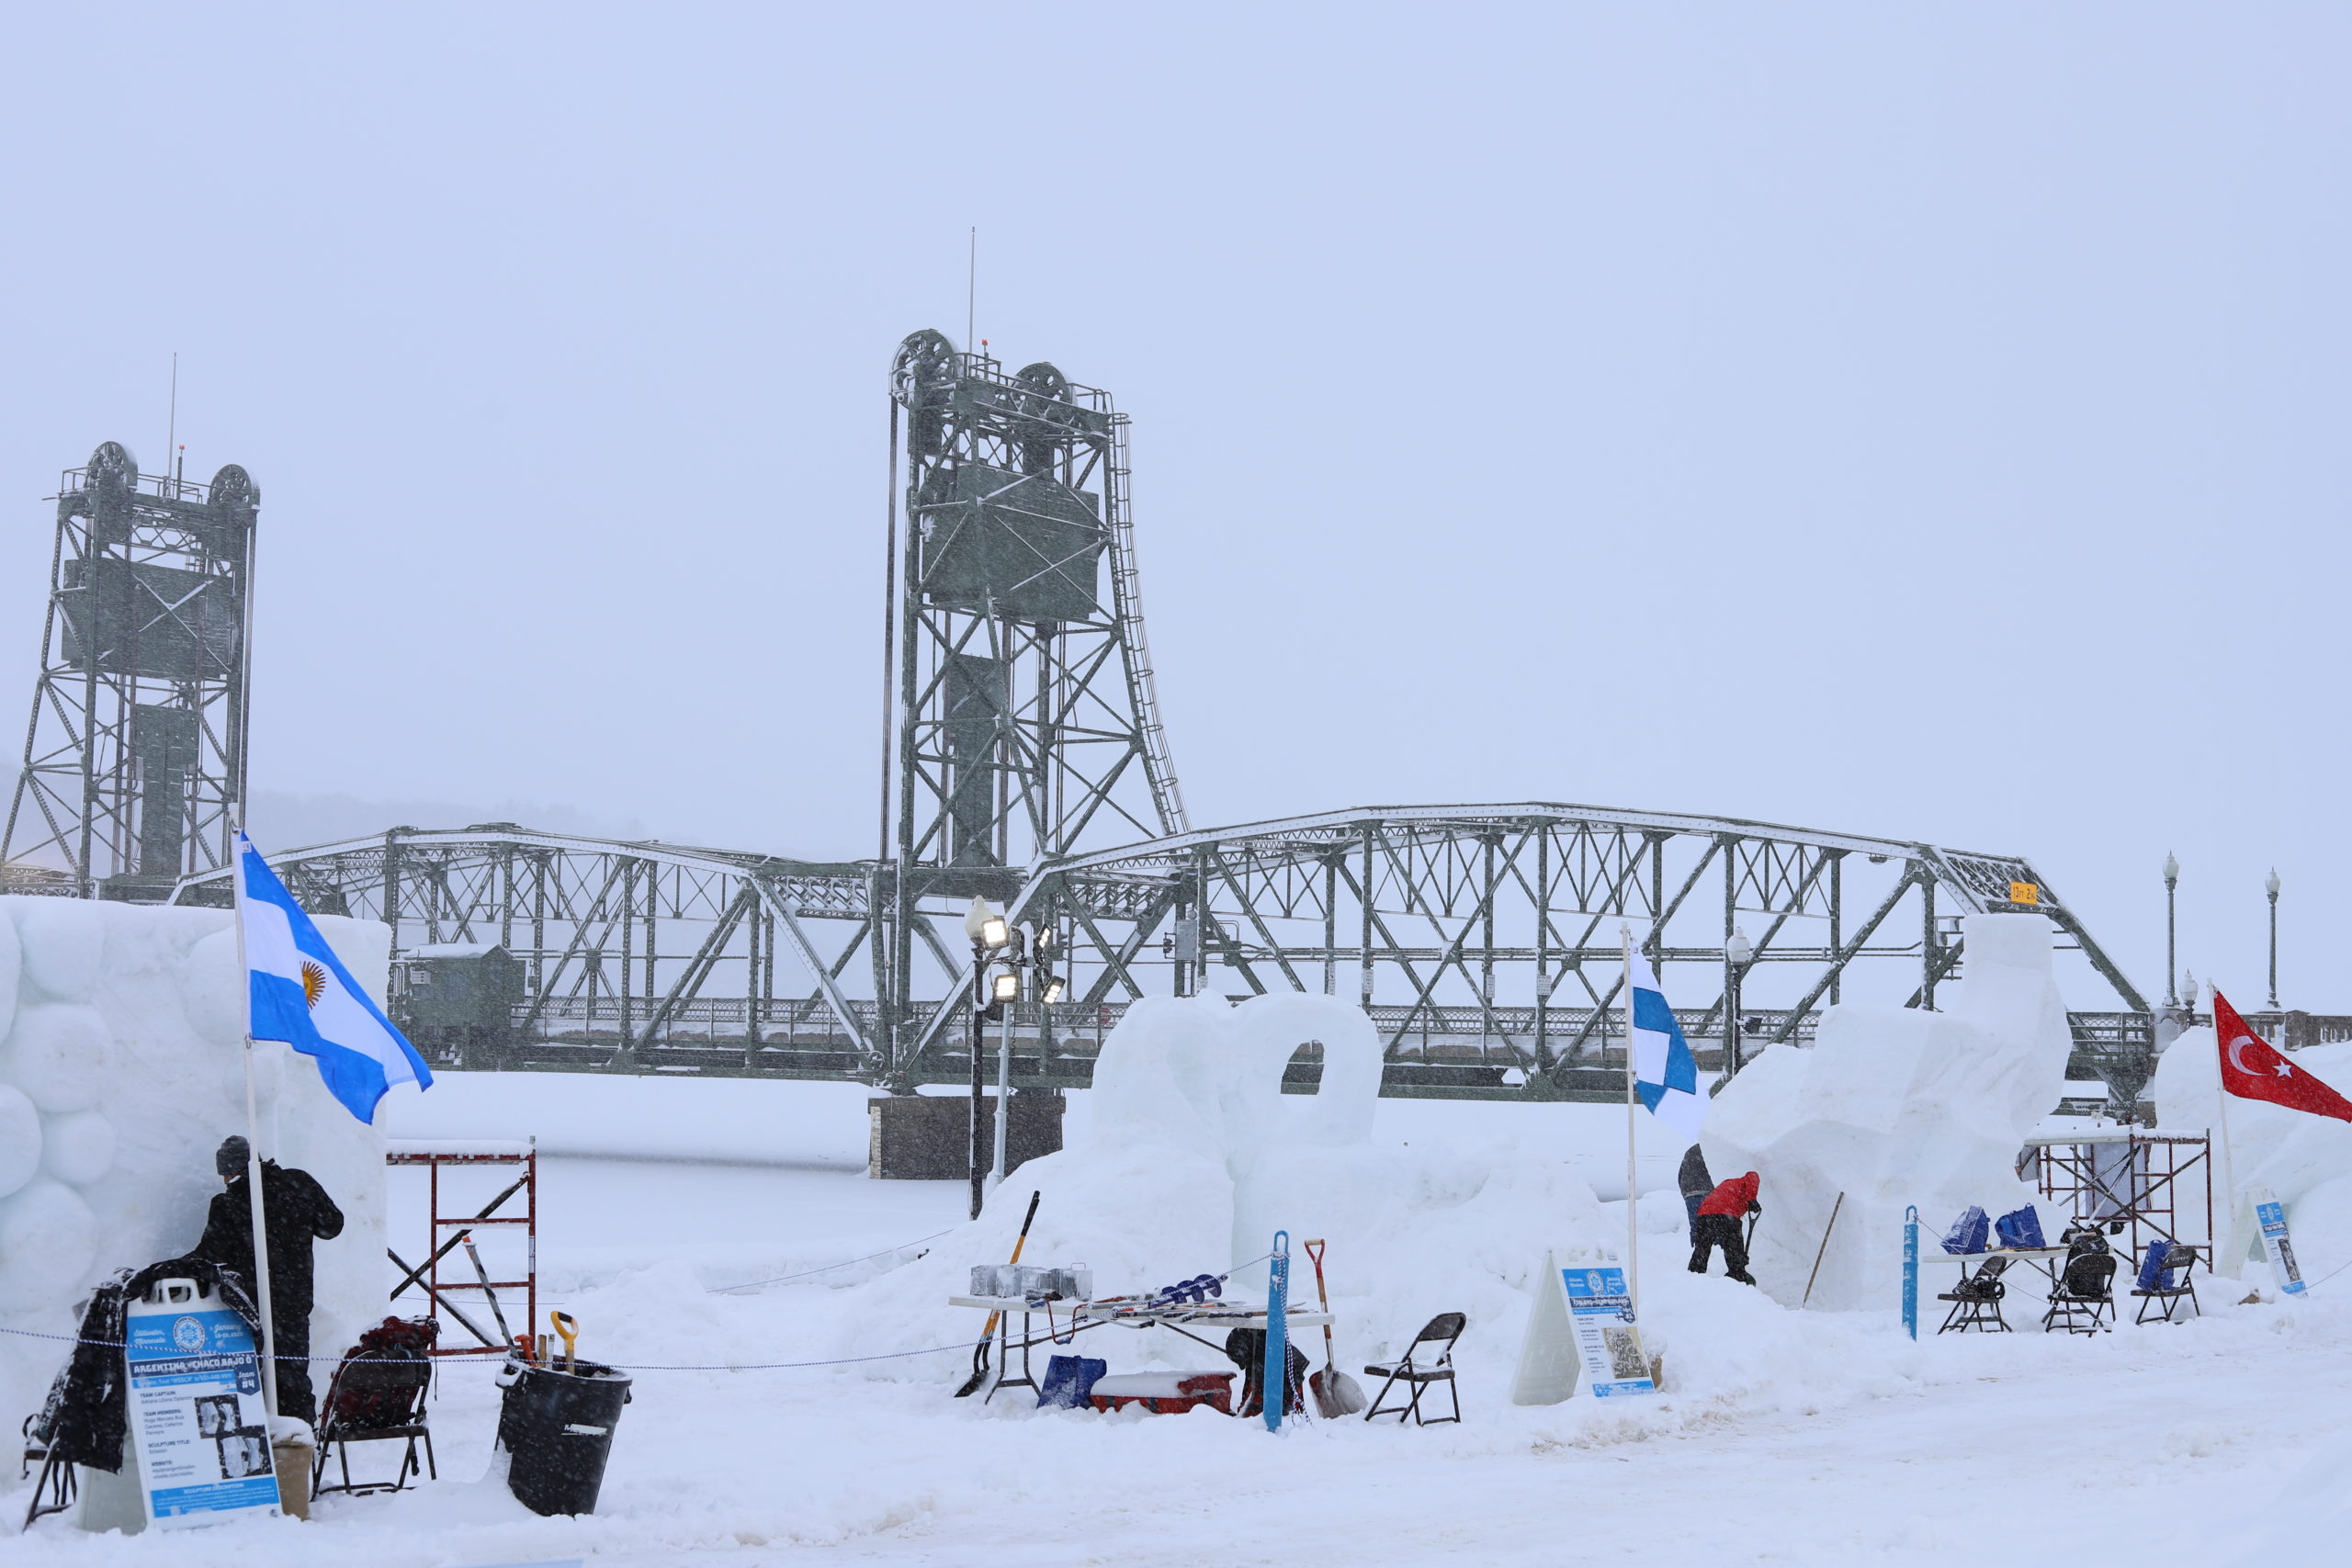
[2247,1185,2307,1296]
[1561,1263,1656,1398]
[123,1282,281,1529]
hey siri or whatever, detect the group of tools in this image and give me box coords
[948,1190,1369,1418]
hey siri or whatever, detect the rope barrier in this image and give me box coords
[706,1228,956,1294]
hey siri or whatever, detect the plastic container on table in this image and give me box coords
[494,1355,632,1517]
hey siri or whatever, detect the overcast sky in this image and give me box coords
[0,6,2344,1011]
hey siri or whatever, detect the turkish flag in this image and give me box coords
[2214,990,2352,1122]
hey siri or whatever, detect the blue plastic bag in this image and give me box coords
[2135,1239,2176,1292]
[1941,1205,1990,1255]
[1995,1205,2046,1250]
[1038,1355,1107,1409]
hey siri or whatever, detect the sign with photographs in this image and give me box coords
[1508,1250,1657,1404]
[122,1280,281,1529]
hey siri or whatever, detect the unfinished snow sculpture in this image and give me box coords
[0,897,395,1434]
[1702,913,2073,1311]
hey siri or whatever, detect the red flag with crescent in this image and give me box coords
[2213,989,2352,1122]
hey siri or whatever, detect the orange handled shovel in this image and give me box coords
[1303,1240,1365,1417]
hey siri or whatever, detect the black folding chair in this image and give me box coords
[1363,1312,1464,1425]
[1936,1255,2012,1333]
[2041,1251,2116,1335]
[2132,1245,2202,1325]
[312,1355,437,1496]
[20,1412,77,1529]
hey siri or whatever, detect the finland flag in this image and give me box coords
[236,831,433,1122]
[1627,950,1708,1139]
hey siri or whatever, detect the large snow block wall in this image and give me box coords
[1702,913,2073,1311]
[0,897,390,1429]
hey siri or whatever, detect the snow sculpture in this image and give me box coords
[839,989,1611,1380]
[1701,913,2073,1311]
[0,898,392,1432]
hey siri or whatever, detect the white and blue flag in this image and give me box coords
[1627,951,1707,1140]
[236,831,432,1122]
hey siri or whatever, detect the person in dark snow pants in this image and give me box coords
[191,1135,345,1424]
[1690,1170,1760,1285]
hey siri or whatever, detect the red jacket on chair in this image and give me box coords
[1697,1171,1760,1218]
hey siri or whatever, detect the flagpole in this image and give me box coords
[1623,925,1639,1313]
[231,832,280,1419]
[2211,984,2243,1279]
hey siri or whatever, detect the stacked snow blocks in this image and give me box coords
[1702,914,2075,1313]
[0,897,391,1432]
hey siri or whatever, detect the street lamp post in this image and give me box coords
[2163,852,2179,1008]
[963,898,1010,1221]
[2267,867,2281,1011]
[1724,927,1753,1078]
[989,941,1023,1190]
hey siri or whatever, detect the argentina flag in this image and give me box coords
[1627,950,1708,1139]
[236,831,432,1122]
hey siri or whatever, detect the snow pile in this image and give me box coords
[826,993,1619,1382]
[1702,913,2074,1312]
[0,897,391,1429]
[2149,1028,2352,1279]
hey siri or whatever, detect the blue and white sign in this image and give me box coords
[123,1282,280,1529]
[1562,1264,1657,1398]
[2249,1185,2307,1296]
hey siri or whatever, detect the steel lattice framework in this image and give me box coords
[6,444,256,900]
[156,330,2167,1101]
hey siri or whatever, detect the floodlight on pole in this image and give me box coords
[963,897,1009,952]
[991,970,1021,1004]
[1040,973,1065,1005]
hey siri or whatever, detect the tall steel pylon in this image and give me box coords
[3,442,257,900]
[876,330,1187,1080]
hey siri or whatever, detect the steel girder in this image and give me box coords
[171,826,892,1073]
[1009,803,2150,1092]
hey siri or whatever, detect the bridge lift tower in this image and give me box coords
[876,331,1188,1076]
[2,442,258,901]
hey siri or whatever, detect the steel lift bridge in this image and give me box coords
[160,333,2157,1103]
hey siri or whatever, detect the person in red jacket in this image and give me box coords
[1690,1170,1760,1284]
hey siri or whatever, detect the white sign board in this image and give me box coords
[122,1279,282,1529]
[1509,1250,1656,1404]
[2247,1185,2307,1297]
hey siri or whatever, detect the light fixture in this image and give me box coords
[963,897,1009,951]
[991,970,1021,1003]
[1040,972,1065,1005]
[1724,928,1753,966]
[2267,867,2281,899]
[2164,852,2178,889]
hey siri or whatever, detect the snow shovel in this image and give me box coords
[1302,1240,1365,1417]
[955,1189,1042,1398]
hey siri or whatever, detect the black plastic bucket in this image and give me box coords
[494,1357,632,1517]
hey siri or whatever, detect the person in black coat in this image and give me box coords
[190,1135,345,1424]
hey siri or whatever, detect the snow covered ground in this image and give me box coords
[10,1070,2352,1565]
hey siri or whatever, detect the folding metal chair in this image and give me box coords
[1363,1312,1464,1425]
[2041,1251,2116,1335]
[2132,1244,2202,1325]
[19,1413,77,1529]
[1936,1255,2013,1333]
[311,1355,437,1495]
